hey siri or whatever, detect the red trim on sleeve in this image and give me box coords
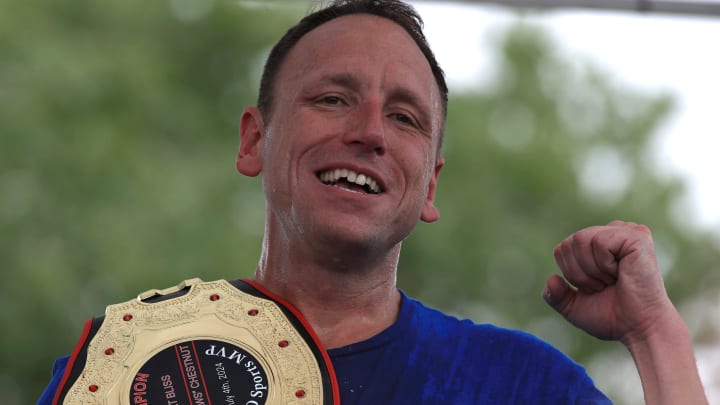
[242,279,341,405]
[53,318,93,405]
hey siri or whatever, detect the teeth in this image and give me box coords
[318,169,382,194]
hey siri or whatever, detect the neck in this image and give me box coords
[252,233,403,349]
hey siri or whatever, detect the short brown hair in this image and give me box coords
[257,0,448,136]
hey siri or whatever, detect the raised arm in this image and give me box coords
[543,220,708,405]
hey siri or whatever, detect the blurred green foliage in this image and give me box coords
[400,21,720,362]
[1,1,718,403]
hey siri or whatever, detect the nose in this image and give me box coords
[342,100,386,156]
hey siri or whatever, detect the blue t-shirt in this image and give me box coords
[38,292,611,404]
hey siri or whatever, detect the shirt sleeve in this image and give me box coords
[36,355,69,405]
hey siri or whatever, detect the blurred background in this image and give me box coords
[1,0,718,403]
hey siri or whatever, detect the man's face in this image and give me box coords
[242,14,444,253]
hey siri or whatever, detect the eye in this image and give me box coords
[319,95,345,106]
[391,112,417,127]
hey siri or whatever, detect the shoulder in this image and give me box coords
[37,356,71,405]
[402,294,609,401]
[405,294,565,355]
[407,298,600,382]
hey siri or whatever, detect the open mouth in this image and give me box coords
[317,168,382,194]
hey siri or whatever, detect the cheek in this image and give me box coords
[395,152,434,199]
[405,144,436,178]
[263,123,300,170]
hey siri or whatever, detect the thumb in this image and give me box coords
[542,274,575,318]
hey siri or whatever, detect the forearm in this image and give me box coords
[623,309,707,405]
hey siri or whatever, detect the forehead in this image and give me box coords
[275,14,442,124]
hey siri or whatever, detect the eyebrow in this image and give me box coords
[387,88,432,124]
[316,73,363,91]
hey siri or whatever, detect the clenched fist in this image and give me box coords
[544,221,708,404]
[543,220,673,344]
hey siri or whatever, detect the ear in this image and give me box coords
[420,156,444,223]
[236,107,265,177]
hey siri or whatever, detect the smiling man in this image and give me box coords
[235,10,445,351]
[39,1,707,404]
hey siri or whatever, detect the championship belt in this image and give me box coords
[53,279,340,405]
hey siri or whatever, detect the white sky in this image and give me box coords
[414,1,720,232]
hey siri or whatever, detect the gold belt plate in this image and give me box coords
[62,279,328,405]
